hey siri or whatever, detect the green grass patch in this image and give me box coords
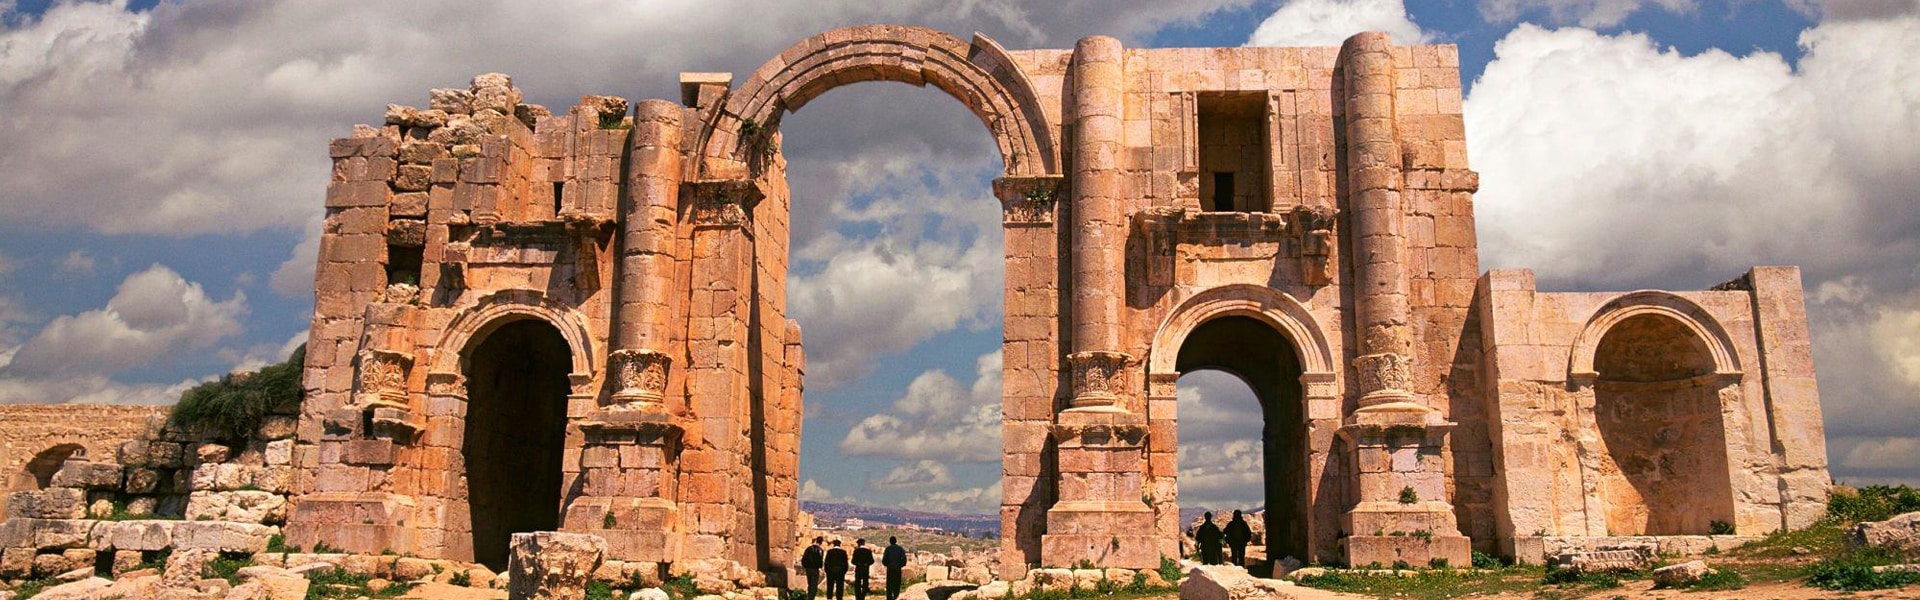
[205,552,255,583]
[1826,484,1920,524]
[302,569,414,600]
[1806,545,1920,591]
[11,578,60,599]
[1653,568,1746,591]
[1295,566,1545,600]
[169,344,304,440]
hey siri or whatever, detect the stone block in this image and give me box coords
[6,489,86,519]
[1851,511,1920,552]
[507,531,607,600]
[98,520,177,552]
[50,461,123,489]
[1652,560,1712,587]
[185,491,288,525]
[172,521,277,553]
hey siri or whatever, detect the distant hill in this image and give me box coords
[800,501,999,538]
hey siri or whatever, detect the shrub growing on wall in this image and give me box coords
[169,344,306,441]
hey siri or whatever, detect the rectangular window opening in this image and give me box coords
[387,244,424,287]
[1213,172,1236,212]
[1196,91,1272,213]
[553,181,566,218]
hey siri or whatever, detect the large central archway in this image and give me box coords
[1175,316,1309,565]
[462,318,573,570]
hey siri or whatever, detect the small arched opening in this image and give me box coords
[461,318,573,570]
[1175,315,1309,568]
[16,444,85,491]
[1591,313,1736,535]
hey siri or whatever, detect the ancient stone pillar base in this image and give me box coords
[1337,419,1470,568]
[283,492,418,555]
[1041,411,1158,569]
[567,411,682,563]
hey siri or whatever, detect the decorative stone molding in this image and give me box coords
[424,371,466,397]
[1293,204,1337,286]
[608,349,671,406]
[1049,421,1149,448]
[1067,350,1133,409]
[579,410,684,447]
[354,349,414,411]
[1131,207,1290,257]
[684,179,759,228]
[994,175,1064,226]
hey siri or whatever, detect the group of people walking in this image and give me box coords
[799,536,909,600]
[1193,510,1256,566]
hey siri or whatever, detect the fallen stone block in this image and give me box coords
[507,531,606,600]
[28,576,113,600]
[1652,560,1713,587]
[1850,511,1920,552]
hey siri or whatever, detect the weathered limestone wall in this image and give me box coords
[0,405,166,518]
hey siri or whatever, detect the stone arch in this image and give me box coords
[1567,291,1741,383]
[1145,284,1340,563]
[14,444,85,491]
[430,289,597,384]
[698,24,1058,178]
[1570,292,1743,535]
[1149,284,1336,391]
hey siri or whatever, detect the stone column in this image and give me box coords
[608,100,684,412]
[1344,32,1416,413]
[562,100,686,563]
[1336,32,1469,569]
[1066,35,1132,412]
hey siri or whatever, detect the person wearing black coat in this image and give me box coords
[850,539,875,600]
[1224,510,1253,567]
[1195,512,1225,565]
[801,537,825,598]
[881,536,908,600]
[825,540,851,600]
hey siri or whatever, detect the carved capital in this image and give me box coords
[609,349,672,407]
[355,349,414,412]
[684,179,759,228]
[994,175,1063,226]
[1067,350,1133,409]
[1353,352,1414,407]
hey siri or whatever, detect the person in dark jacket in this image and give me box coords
[1195,512,1224,565]
[825,539,850,600]
[1224,510,1253,567]
[850,538,875,600]
[881,536,908,600]
[801,537,825,598]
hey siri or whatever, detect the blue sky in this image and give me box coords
[1,0,1916,515]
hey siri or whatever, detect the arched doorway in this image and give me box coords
[1591,313,1736,535]
[462,318,572,569]
[14,444,84,491]
[1174,315,1309,565]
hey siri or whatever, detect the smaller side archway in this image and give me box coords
[421,289,597,567]
[1568,292,1743,536]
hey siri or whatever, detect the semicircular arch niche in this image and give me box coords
[1590,312,1739,536]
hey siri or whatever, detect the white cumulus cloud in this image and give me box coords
[1246,0,1429,47]
[869,460,956,491]
[840,351,1002,463]
[1174,371,1268,510]
[3,264,247,379]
